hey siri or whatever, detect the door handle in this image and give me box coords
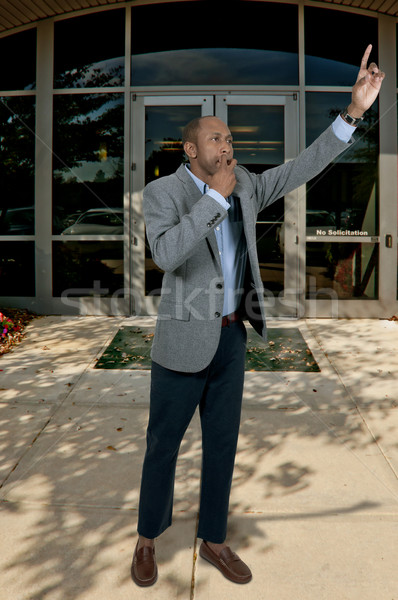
[385,234,393,248]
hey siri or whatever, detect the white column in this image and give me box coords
[34,19,54,311]
[378,15,398,312]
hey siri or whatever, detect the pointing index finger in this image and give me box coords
[360,44,372,70]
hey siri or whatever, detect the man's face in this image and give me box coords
[185,117,234,182]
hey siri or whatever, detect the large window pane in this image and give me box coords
[306,93,379,238]
[306,242,378,300]
[0,242,35,296]
[0,29,36,91]
[0,97,35,235]
[305,8,378,86]
[54,10,125,88]
[132,2,298,86]
[53,241,124,297]
[53,94,124,234]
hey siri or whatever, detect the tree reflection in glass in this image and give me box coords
[54,10,125,88]
[53,94,124,235]
[0,97,35,236]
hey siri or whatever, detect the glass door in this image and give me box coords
[131,94,299,317]
[303,93,397,318]
[130,95,213,314]
[216,95,299,317]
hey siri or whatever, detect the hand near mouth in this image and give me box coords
[207,154,237,199]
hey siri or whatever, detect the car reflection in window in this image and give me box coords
[0,207,34,235]
[306,209,336,235]
[61,208,124,235]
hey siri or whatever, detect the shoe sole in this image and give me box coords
[199,544,252,584]
[131,564,158,587]
[131,569,158,587]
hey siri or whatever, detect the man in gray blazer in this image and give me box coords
[132,46,384,586]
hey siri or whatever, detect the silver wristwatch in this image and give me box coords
[341,108,364,127]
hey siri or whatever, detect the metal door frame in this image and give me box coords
[130,93,300,317]
[130,95,213,315]
[216,94,300,318]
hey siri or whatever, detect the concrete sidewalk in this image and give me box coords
[0,315,398,600]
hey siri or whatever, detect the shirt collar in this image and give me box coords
[185,164,207,193]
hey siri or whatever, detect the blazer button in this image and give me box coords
[216,283,223,289]
[214,312,221,318]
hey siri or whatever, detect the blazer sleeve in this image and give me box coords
[143,179,228,273]
[250,124,353,213]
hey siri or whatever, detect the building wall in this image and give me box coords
[0,0,397,317]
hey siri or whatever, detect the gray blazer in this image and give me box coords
[144,125,351,372]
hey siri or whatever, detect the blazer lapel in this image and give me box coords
[176,164,202,210]
[176,164,222,270]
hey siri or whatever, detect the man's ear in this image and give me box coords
[184,141,197,159]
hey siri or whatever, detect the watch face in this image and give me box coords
[342,110,362,126]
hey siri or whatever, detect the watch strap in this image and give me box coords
[341,108,364,127]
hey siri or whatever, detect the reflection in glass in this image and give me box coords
[53,94,124,234]
[53,241,124,297]
[0,242,35,296]
[256,221,284,295]
[144,106,200,185]
[0,29,36,91]
[54,9,125,88]
[0,97,35,235]
[61,209,124,235]
[305,8,378,86]
[132,2,298,86]
[145,105,201,296]
[228,106,284,168]
[306,243,378,299]
[306,93,379,237]
[229,105,285,296]
[133,49,298,86]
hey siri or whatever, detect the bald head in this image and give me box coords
[182,116,226,146]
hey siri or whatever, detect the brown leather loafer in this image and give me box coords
[199,541,252,584]
[131,541,158,587]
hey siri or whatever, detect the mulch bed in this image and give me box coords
[0,308,38,357]
[95,326,321,372]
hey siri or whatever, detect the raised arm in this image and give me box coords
[344,44,385,121]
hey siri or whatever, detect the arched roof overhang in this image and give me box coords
[0,0,397,36]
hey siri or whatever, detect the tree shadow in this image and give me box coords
[0,316,397,598]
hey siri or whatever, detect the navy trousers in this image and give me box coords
[137,319,247,544]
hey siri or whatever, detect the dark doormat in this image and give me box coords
[94,326,320,372]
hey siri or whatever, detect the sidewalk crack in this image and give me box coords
[190,512,199,600]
